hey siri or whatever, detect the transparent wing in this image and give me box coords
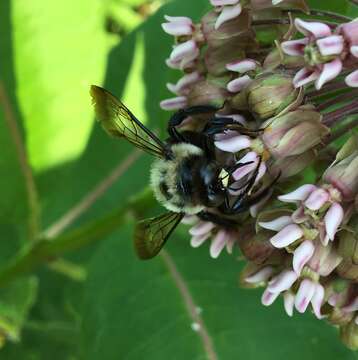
[90,85,166,158]
[134,212,184,260]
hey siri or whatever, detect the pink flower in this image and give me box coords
[258,269,325,319]
[281,18,344,89]
[276,184,344,245]
[186,217,237,258]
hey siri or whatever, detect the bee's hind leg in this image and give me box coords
[167,105,218,142]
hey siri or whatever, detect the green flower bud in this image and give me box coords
[262,107,329,159]
[245,73,300,120]
[201,10,257,76]
[323,134,358,201]
[328,308,354,327]
[337,218,358,282]
[187,78,228,108]
[238,228,282,265]
[340,320,358,351]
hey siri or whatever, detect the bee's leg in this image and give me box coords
[228,171,281,214]
[204,117,265,137]
[167,105,218,141]
[197,211,239,228]
[219,157,262,214]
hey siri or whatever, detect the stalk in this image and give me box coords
[0,188,155,288]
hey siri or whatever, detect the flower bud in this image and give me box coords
[340,320,358,350]
[201,10,257,76]
[323,135,358,201]
[271,149,317,178]
[238,228,282,265]
[337,219,358,282]
[262,107,329,159]
[328,308,354,326]
[245,73,300,120]
[307,242,342,277]
[187,77,228,107]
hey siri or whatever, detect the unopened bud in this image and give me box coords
[245,73,300,120]
[187,77,228,107]
[340,320,358,350]
[238,229,282,265]
[262,107,329,159]
[323,135,358,201]
[201,10,256,76]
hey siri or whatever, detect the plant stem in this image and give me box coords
[325,116,358,144]
[288,9,352,23]
[316,90,358,111]
[0,81,41,241]
[323,100,358,126]
[0,187,155,288]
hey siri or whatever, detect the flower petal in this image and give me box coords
[227,75,252,92]
[293,240,315,274]
[295,18,331,38]
[215,4,242,29]
[170,40,197,62]
[267,270,298,293]
[315,58,343,90]
[324,202,344,241]
[342,296,358,312]
[160,96,187,110]
[258,216,293,231]
[261,289,280,306]
[162,22,193,36]
[311,283,325,319]
[210,230,228,258]
[226,59,257,73]
[278,184,316,203]
[189,221,215,236]
[283,292,295,317]
[181,215,198,225]
[190,233,211,248]
[351,45,358,58]
[281,38,308,56]
[316,35,344,56]
[216,113,247,126]
[245,266,274,284]
[214,134,251,153]
[294,279,316,313]
[293,67,319,88]
[304,188,329,211]
[211,0,239,5]
[164,15,193,25]
[270,224,303,248]
[345,70,358,87]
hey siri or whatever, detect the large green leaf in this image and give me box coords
[10,0,111,172]
[81,225,357,360]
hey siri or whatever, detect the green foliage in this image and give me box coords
[0,0,357,359]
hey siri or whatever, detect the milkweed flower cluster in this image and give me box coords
[160,0,358,349]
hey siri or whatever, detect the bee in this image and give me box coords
[90,85,273,260]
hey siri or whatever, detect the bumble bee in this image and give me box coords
[90,85,273,260]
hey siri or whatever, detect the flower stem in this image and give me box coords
[322,100,358,126]
[0,187,155,288]
[316,90,358,111]
[287,9,352,23]
[325,116,358,144]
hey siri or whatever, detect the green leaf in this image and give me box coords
[81,226,357,360]
[0,277,38,344]
[9,0,111,171]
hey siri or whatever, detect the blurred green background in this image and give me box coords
[0,0,358,359]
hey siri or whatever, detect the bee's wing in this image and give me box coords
[90,85,166,158]
[134,212,184,259]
